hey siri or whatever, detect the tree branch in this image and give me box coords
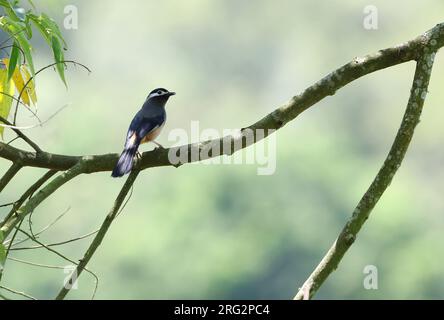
[294,49,436,300]
[0,170,57,229]
[0,116,41,153]
[55,169,140,300]
[0,23,443,174]
[0,164,84,238]
[0,161,22,193]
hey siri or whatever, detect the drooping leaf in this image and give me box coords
[28,13,50,43]
[20,64,36,105]
[51,36,66,87]
[0,3,68,89]
[12,27,34,77]
[24,13,32,39]
[41,13,67,49]
[7,41,19,81]
[3,58,31,106]
[0,16,35,76]
[28,13,67,49]
[13,69,30,105]
[0,68,15,139]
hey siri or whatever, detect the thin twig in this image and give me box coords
[13,61,91,124]
[16,227,99,299]
[0,161,23,193]
[0,169,57,229]
[0,202,14,208]
[6,136,20,146]
[0,91,42,122]
[0,44,26,64]
[0,27,28,49]
[0,104,70,130]
[10,229,98,250]
[0,218,24,282]
[0,164,83,238]
[0,285,36,300]
[0,116,41,152]
[55,170,140,300]
[9,257,67,270]
[6,206,70,247]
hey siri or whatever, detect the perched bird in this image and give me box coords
[111,88,175,177]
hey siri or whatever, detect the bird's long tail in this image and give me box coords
[111,146,138,178]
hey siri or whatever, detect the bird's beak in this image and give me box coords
[167,92,176,96]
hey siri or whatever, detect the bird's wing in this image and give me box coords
[124,113,165,149]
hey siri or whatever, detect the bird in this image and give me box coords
[111,88,175,177]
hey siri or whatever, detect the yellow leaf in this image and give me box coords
[0,68,15,139]
[20,65,37,106]
[3,58,31,107]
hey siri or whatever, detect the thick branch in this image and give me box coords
[294,50,436,300]
[55,170,140,300]
[1,23,443,174]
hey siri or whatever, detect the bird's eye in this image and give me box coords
[157,90,163,95]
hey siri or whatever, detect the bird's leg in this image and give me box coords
[135,151,142,160]
[153,141,165,150]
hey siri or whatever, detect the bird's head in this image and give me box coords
[146,88,176,103]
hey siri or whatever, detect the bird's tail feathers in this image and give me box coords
[111,147,138,178]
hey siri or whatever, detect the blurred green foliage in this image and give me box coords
[1,0,444,299]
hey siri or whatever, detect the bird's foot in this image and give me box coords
[153,141,165,150]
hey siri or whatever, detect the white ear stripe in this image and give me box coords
[148,92,160,98]
[148,90,167,98]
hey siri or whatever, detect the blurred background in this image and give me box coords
[1,0,444,299]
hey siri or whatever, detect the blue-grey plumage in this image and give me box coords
[111,88,175,178]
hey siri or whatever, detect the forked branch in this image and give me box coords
[294,50,436,300]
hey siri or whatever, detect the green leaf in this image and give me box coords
[0,0,21,22]
[24,14,32,39]
[7,42,19,81]
[41,13,67,49]
[14,28,34,76]
[51,36,66,87]
[0,68,15,139]
[28,14,51,43]
[0,16,34,76]
[29,13,67,49]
